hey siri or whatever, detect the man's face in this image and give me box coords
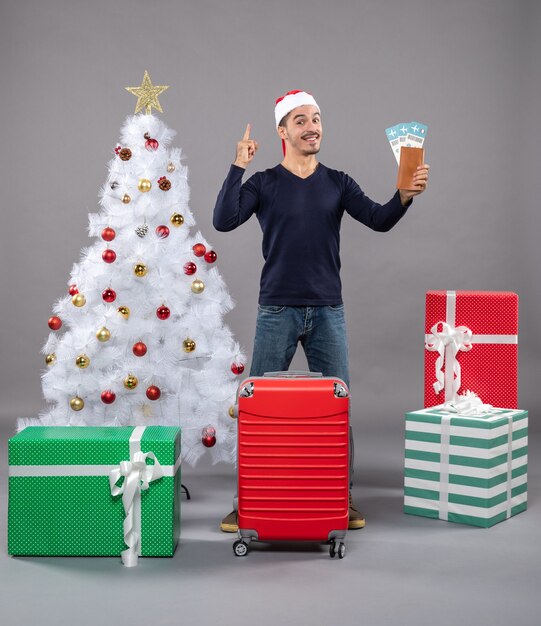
[279,104,322,156]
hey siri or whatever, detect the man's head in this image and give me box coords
[275,90,322,156]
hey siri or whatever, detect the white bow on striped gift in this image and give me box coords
[443,390,492,416]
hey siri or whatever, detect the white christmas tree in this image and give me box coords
[20,72,246,466]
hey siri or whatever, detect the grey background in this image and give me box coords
[1,1,540,625]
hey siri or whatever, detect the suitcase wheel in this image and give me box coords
[329,540,346,559]
[233,540,249,557]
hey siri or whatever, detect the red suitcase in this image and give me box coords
[232,372,350,558]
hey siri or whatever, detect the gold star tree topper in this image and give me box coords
[126,70,169,115]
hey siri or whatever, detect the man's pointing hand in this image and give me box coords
[234,123,259,169]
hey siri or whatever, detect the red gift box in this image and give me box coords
[424,290,518,408]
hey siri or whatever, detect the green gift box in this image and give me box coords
[8,426,181,564]
[404,407,528,528]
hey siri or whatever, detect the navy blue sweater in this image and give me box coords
[213,163,409,305]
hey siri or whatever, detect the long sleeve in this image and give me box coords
[341,174,411,232]
[213,164,260,232]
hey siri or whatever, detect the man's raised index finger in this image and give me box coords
[242,123,251,140]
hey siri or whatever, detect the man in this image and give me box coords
[213,90,429,532]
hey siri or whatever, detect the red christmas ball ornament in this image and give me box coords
[204,250,217,264]
[102,288,117,303]
[144,132,159,151]
[102,249,117,264]
[101,390,116,404]
[183,261,197,275]
[192,243,206,257]
[101,227,116,242]
[231,362,245,375]
[48,316,62,331]
[68,284,78,296]
[202,425,217,448]
[156,225,170,239]
[146,385,161,401]
[156,305,170,320]
[133,341,147,357]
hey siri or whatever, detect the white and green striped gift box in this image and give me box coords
[404,407,528,528]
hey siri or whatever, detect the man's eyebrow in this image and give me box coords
[293,112,321,120]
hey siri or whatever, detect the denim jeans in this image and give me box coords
[249,304,350,387]
[249,305,354,489]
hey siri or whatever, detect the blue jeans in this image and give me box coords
[249,304,353,488]
[249,304,350,386]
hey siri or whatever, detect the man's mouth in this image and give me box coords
[302,134,319,143]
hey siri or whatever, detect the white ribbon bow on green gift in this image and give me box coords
[443,390,493,416]
[109,451,164,567]
[425,321,473,400]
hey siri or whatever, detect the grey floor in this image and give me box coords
[0,417,539,626]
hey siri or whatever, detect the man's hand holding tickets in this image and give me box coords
[386,121,430,206]
[399,164,430,205]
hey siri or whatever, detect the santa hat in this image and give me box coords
[275,90,320,155]
[275,90,320,128]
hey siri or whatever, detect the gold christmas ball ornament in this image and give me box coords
[118,305,130,319]
[122,194,131,204]
[138,178,152,193]
[167,162,176,173]
[124,374,138,389]
[70,396,84,411]
[45,353,56,366]
[170,213,184,227]
[228,405,237,419]
[75,354,90,369]
[134,263,148,277]
[183,338,196,353]
[72,293,86,307]
[191,279,205,294]
[96,326,111,342]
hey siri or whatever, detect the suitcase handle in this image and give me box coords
[263,371,323,378]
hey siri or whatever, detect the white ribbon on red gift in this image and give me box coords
[425,290,518,402]
[425,321,473,400]
[109,426,164,568]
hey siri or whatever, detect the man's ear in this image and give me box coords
[277,125,288,140]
